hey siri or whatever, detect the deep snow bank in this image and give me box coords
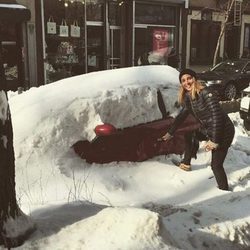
[9,66,179,158]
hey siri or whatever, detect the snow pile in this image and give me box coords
[3,65,250,250]
[9,65,179,156]
[26,207,179,250]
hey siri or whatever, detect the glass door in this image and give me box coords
[110,26,121,69]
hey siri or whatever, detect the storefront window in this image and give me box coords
[1,42,18,81]
[134,2,179,68]
[108,1,122,26]
[86,0,104,22]
[135,27,176,66]
[243,24,250,58]
[0,22,20,90]
[135,3,176,25]
[44,0,85,83]
[87,26,104,72]
[109,28,121,69]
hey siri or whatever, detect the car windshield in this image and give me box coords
[211,61,246,73]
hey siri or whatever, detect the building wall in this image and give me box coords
[190,0,217,9]
[11,0,250,87]
[241,14,250,57]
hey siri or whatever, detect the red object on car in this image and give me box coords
[94,123,117,136]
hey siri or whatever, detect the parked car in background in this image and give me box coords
[197,59,250,100]
[240,85,250,131]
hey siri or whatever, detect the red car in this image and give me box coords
[73,90,199,164]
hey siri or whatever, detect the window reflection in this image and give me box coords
[135,27,176,66]
[0,22,18,85]
[86,0,104,21]
[108,1,121,26]
[87,26,104,72]
[135,3,176,25]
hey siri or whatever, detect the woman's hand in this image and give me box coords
[158,132,173,142]
[204,140,218,151]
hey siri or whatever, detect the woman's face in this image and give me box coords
[180,74,195,92]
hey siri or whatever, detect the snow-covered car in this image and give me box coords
[240,85,250,130]
[70,67,199,163]
[197,59,250,100]
[9,65,199,164]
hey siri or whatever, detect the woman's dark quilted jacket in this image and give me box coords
[168,87,235,148]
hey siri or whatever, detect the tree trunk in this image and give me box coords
[213,0,235,66]
[0,46,35,248]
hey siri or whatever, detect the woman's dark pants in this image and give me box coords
[182,131,229,191]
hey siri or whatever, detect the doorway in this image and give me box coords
[190,20,220,65]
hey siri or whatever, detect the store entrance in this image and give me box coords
[190,20,220,65]
[109,26,121,69]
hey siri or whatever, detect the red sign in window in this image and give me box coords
[152,29,168,52]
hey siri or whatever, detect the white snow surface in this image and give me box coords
[3,65,250,250]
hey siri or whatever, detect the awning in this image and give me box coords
[0,3,31,22]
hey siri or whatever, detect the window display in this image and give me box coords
[135,27,176,66]
[0,21,21,90]
[44,0,85,83]
[86,0,104,21]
